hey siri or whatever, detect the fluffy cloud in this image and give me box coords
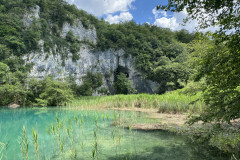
[153,8,219,33]
[152,8,167,19]
[66,0,135,16]
[154,17,179,30]
[105,12,133,24]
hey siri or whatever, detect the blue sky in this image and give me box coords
[66,0,218,33]
[130,0,170,24]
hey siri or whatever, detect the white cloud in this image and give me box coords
[105,12,133,24]
[65,0,135,16]
[153,8,219,33]
[152,8,167,18]
[154,17,179,30]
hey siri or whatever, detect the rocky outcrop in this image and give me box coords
[24,45,159,94]
[22,5,160,94]
[8,103,20,109]
[23,5,40,27]
[61,20,97,44]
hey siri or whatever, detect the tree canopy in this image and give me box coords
[158,0,240,123]
[157,0,239,32]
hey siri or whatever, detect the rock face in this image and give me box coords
[23,5,40,27]
[22,5,160,94]
[61,20,97,44]
[24,46,159,94]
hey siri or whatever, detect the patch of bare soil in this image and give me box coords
[111,107,188,131]
[149,112,187,126]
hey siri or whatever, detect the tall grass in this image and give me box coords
[15,111,143,159]
[18,126,29,160]
[32,128,39,160]
[0,142,7,160]
[69,90,205,113]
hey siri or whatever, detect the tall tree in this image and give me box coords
[158,0,240,123]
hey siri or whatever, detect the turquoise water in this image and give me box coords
[0,108,229,160]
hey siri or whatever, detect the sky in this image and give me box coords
[65,0,219,33]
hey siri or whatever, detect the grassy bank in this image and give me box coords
[69,90,205,114]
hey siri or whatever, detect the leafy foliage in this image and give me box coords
[0,0,98,63]
[0,62,74,106]
[187,36,240,124]
[114,73,136,94]
[76,72,104,96]
[0,62,28,106]
[157,0,239,32]
[158,0,240,123]
[0,62,9,84]
[35,77,74,106]
[82,72,103,90]
[0,83,27,106]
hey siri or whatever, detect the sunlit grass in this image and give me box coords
[68,90,205,113]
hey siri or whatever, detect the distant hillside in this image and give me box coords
[0,0,195,96]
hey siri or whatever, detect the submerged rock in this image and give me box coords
[8,103,21,109]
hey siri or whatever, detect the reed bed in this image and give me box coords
[69,90,205,113]
[16,111,143,159]
[0,142,7,160]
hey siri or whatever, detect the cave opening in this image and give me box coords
[114,66,129,78]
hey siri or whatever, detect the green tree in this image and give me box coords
[175,29,195,43]
[82,72,103,90]
[0,63,28,106]
[157,0,239,32]
[158,0,240,123]
[152,57,188,93]
[187,35,240,124]
[36,77,74,106]
[76,72,103,96]
[77,81,93,96]
[0,83,27,106]
[0,62,9,84]
[0,44,11,60]
[114,73,136,94]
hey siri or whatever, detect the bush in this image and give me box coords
[35,77,74,106]
[82,72,103,90]
[0,83,27,106]
[114,73,136,94]
[76,72,104,96]
[76,81,93,96]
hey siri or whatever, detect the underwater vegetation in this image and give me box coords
[0,108,229,160]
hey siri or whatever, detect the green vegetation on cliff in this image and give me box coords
[96,21,193,93]
[0,0,196,106]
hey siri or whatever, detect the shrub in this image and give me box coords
[76,81,93,96]
[76,72,104,96]
[35,77,74,106]
[114,73,136,94]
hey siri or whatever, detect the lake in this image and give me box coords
[0,108,228,160]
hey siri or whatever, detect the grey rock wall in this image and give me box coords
[22,6,159,94]
[23,5,40,27]
[24,45,159,94]
[61,20,97,44]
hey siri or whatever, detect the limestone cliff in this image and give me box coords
[23,6,159,94]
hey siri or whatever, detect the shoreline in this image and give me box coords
[2,105,239,156]
[107,107,240,156]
